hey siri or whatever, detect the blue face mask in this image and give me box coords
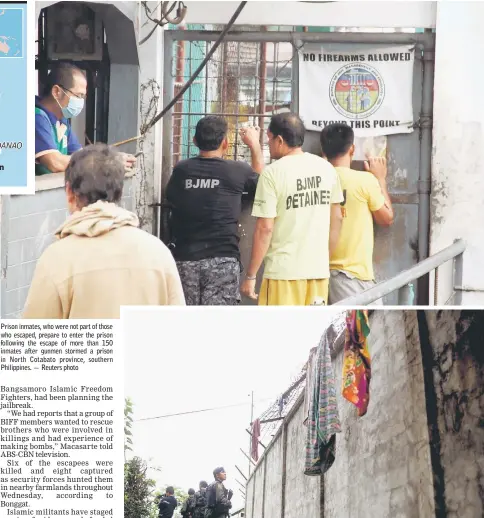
[56,87,85,119]
[62,95,84,119]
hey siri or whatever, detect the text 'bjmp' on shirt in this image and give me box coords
[166,156,258,261]
[252,152,343,280]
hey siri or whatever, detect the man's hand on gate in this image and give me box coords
[241,279,258,300]
[239,126,261,148]
[120,152,137,172]
[364,156,387,182]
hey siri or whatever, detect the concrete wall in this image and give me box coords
[0,175,134,318]
[262,433,283,518]
[430,2,484,304]
[425,311,484,518]
[137,1,165,234]
[285,402,320,518]
[246,310,483,517]
[182,1,436,28]
[324,311,434,518]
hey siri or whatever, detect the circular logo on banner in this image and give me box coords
[330,63,385,119]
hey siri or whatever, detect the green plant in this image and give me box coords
[125,397,134,461]
[125,456,157,518]
[149,486,189,518]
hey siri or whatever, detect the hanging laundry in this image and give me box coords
[303,346,318,426]
[278,397,284,416]
[251,419,261,462]
[342,309,371,417]
[304,331,341,476]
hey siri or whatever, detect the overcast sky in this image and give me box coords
[123,307,342,512]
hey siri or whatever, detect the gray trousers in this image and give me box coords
[328,270,383,305]
[176,257,241,306]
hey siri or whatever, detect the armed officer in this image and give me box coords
[180,488,196,517]
[206,467,233,518]
[193,480,209,518]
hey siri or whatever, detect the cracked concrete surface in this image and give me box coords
[426,310,484,518]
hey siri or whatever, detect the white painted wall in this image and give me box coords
[183,1,436,28]
[430,1,484,303]
[137,1,165,233]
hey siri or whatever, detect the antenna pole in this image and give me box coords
[248,391,254,476]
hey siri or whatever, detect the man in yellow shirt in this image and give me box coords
[241,113,344,305]
[320,123,394,304]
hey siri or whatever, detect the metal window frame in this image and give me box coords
[162,29,435,196]
[161,30,436,304]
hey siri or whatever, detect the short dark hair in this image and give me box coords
[166,486,175,495]
[188,488,196,496]
[65,144,125,207]
[268,112,305,148]
[213,467,225,478]
[194,116,228,151]
[43,62,86,97]
[199,481,208,489]
[320,123,354,160]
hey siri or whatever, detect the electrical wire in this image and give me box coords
[139,1,187,46]
[113,1,248,148]
[141,0,247,134]
[135,394,273,422]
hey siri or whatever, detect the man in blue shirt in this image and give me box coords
[158,486,178,518]
[35,62,135,175]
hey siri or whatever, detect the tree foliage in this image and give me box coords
[124,399,187,518]
[125,456,157,518]
[124,398,156,518]
[125,397,134,461]
[150,487,189,518]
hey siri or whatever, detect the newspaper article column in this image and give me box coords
[0,320,123,517]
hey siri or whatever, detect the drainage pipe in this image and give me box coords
[417,41,435,304]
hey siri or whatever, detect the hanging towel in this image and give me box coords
[304,332,341,476]
[251,419,261,462]
[303,347,318,426]
[342,310,371,417]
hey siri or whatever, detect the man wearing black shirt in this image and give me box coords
[166,116,264,305]
[206,467,233,518]
[158,486,178,518]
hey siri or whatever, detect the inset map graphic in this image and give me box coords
[0,8,23,58]
[0,4,26,189]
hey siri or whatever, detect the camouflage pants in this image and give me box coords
[176,257,241,306]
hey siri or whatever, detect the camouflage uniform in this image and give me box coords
[176,257,241,306]
[193,488,208,518]
[180,494,196,517]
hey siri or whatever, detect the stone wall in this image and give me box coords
[0,175,134,318]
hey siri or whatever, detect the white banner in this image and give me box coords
[299,44,415,137]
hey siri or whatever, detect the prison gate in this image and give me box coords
[161,29,436,305]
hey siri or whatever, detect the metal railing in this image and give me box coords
[333,239,466,306]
